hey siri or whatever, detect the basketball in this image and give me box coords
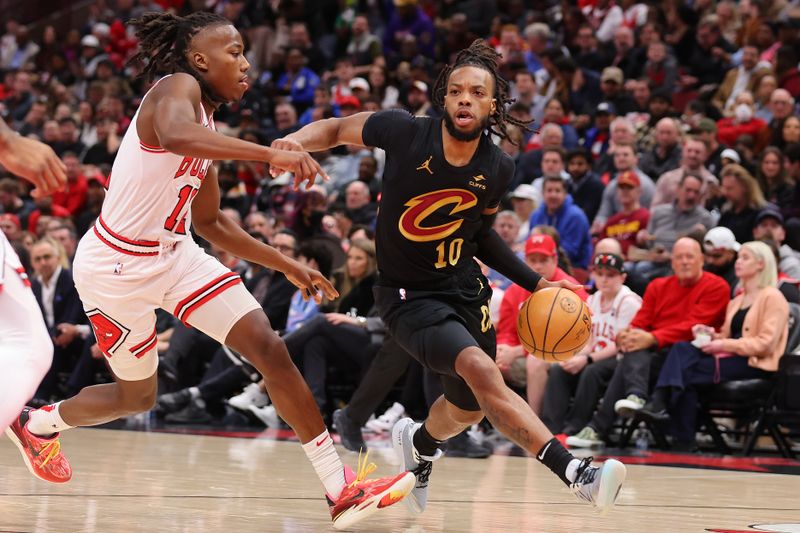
[516,287,592,362]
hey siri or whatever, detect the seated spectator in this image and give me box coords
[276,47,320,113]
[566,238,730,448]
[592,142,654,232]
[712,44,769,116]
[495,233,588,414]
[752,206,800,281]
[638,241,789,449]
[566,147,605,224]
[29,237,85,402]
[716,163,766,244]
[529,175,592,269]
[542,253,642,436]
[525,98,579,150]
[82,117,120,166]
[778,116,800,150]
[716,92,768,148]
[756,147,796,219]
[343,180,377,227]
[51,152,88,217]
[636,173,716,266]
[703,227,739,295]
[509,184,538,246]
[637,118,683,181]
[486,211,523,290]
[0,177,34,229]
[651,138,718,207]
[600,171,649,257]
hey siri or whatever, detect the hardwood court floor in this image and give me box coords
[1,428,799,533]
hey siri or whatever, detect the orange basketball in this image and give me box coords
[516,287,592,362]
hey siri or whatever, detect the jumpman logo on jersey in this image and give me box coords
[416,156,434,175]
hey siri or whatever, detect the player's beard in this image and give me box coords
[443,111,488,142]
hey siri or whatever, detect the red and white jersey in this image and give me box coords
[587,285,642,352]
[0,231,30,294]
[95,75,215,255]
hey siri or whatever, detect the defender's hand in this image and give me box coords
[285,260,339,303]
[268,149,329,190]
[0,134,66,197]
[269,137,305,178]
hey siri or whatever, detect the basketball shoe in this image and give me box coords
[327,451,415,530]
[392,417,443,514]
[364,402,406,433]
[4,407,72,483]
[570,457,626,515]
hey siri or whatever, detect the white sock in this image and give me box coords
[565,458,582,483]
[27,402,74,437]
[302,429,346,499]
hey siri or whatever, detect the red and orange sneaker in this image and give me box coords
[327,451,414,530]
[4,407,72,484]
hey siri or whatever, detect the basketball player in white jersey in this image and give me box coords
[4,12,413,529]
[0,116,66,434]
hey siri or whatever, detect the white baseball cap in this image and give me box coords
[720,148,741,163]
[510,184,538,202]
[349,77,370,92]
[704,226,740,252]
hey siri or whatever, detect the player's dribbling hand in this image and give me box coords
[0,134,66,197]
[285,260,339,303]
[537,278,585,294]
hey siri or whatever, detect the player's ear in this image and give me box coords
[191,51,209,73]
[491,98,497,114]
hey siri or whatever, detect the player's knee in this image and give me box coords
[245,329,292,371]
[456,349,502,390]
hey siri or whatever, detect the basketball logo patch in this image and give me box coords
[559,297,578,313]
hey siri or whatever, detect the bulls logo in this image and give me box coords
[85,309,130,358]
[398,189,477,242]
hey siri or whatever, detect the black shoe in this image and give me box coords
[445,431,492,458]
[164,399,212,424]
[333,408,366,452]
[156,389,192,415]
[637,401,669,423]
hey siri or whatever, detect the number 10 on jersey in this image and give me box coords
[434,238,464,269]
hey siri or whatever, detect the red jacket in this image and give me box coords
[716,117,767,147]
[497,268,589,346]
[630,271,729,348]
[52,175,88,216]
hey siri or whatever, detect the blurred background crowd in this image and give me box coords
[1,0,799,456]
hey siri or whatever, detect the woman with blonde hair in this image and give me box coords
[639,240,790,448]
[717,163,766,242]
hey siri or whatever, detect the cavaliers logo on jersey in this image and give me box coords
[398,188,477,242]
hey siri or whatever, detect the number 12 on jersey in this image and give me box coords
[164,184,200,234]
[434,238,464,269]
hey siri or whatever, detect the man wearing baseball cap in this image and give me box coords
[703,226,740,294]
[509,184,539,245]
[495,234,588,410]
[600,171,649,257]
[753,206,800,280]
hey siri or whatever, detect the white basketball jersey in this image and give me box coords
[98,75,214,247]
[0,231,28,294]
[587,285,642,352]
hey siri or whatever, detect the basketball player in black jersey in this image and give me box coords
[273,40,627,515]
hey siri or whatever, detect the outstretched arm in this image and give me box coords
[277,112,374,152]
[192,165,338,303]
[143,74,326,183]
[0,117,66,197]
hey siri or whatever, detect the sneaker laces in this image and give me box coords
[412,459,433,487]
[570,457,596,502]
[37,439,62,469]
[349,449,377,487]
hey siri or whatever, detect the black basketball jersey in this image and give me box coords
[362,109,514,290]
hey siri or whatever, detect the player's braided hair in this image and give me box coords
[128,11,230,105]
[432,39,533,144]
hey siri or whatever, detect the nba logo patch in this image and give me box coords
[114,262,123,275]
[399,288,407,301]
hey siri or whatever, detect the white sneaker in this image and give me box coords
[565,427,604,448]
[228,383,269,411]
[571,457,626,515]
[249,404,282,429]
[614,395,646,417]
[392,417,443,514]
[365,402,406,433]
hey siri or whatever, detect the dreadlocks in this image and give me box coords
[128,11,231,105]
[432,39,532,144]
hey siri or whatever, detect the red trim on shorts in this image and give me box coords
[14,266,31,287]
[93,226,160,256]
[98,216,160,247]
[140,140,167,153]
[174,272,243,324]
[130,328,158,358]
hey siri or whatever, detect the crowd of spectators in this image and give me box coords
[1,0,800,454]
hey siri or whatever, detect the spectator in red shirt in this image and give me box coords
[566,237,730,448]
[600,171,650,257]
[26,195,71,235]
[716,91,767,147]
[51,152,88,217]
[495,233,588,414]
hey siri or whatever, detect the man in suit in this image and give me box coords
[30,238,86,401]
[712,45,769,116]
